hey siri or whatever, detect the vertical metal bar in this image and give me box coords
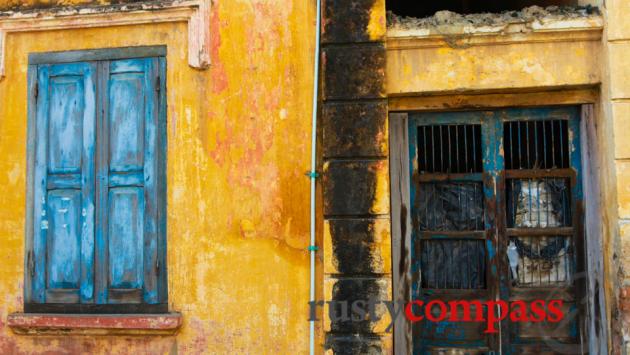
[551,120,556,167]
[542,120,547,169]
[560,121,570,168]
[455,125,460,173]
[536,238,543,286]
[545,237,553,283]
[443,240,448,288]
[464,125,469,172]
[534,121,539,168]
[517,121,523,169]
[520,240,524,284]
[526,121,531,169]
[562,180,575,227]
[447,125,452,173]
[558,120,566,168]
[528,179,533,227]
[433,241,438,288]
[422,126,428,172]
[438,126,446,173]
[508,122,514,169]
[546,179,551,227]
[466,239,470,289]
[435,184,439,229]
[537,179,542,227]
[431,126,436,173]
[425,185,429,230]
[472,125,478,172]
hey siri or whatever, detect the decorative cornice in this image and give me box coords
[0,0,210,80]
[387,16,604,50]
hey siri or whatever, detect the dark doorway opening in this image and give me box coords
[387,0,578,18]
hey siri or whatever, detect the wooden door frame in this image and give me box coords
[390,103,608,354]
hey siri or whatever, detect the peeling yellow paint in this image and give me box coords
[367,0,386,41]
[0,0,317,353]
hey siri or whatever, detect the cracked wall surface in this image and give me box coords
[0,1,317,353]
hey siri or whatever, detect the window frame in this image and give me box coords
[24,46,168,314]
[390,107,587,353]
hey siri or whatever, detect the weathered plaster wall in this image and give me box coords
[604,0,630,352]
[320,0,392,353]
[0,0,144,11]
[0,1,317,353]
[387,26,602,95]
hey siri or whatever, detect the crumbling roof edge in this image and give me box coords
[387,16,603,39]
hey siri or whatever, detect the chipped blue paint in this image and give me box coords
[486,239,496,259]
[31,62,97,304]
[408,107,584,353]
[27,53,166,309]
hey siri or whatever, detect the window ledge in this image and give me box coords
[7,312,182,336]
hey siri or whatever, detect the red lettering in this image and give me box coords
[547,300,564,322]
[484,300,508,333]
[448,300,484,322]
[404,300,424,322]
[425,300,448,322]
[509,300,530,322]
[530,300,546,322]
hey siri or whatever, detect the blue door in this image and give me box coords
[28,55,166,312]
[408,107,585,354]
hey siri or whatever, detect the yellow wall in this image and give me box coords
[0,1,317,353]
[387,29,602,95]
[605,0,630,350]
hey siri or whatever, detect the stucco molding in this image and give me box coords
[387,16,604,50]
[0,0,211,80]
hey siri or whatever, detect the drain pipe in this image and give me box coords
[308,0,322,354]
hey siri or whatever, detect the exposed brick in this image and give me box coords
[322,100,388,158]
[322,44,386,100]
[324,219,391,275]
[322,0,386,44]
[323,160,389,216]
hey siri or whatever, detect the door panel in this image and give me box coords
[407,107,585,354]
[31,62,97,304]
[409,115,497,354]
[502,110,584,354]
[95,57,160,305]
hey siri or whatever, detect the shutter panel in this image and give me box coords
[31,63,97,304]
[96,58,160,304]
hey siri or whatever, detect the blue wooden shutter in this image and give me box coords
[31,62,97,304]
[95,58,161,305]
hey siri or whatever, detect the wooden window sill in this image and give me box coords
[7,312,182,335]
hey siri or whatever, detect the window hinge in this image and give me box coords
[155,259,160,274]
[34,83,38,99]
[156,76,161,92]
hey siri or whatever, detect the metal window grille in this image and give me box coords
[506,178,571,228]
[507,236,573,286]
[417,124,482,173]
[420,239,486,289]
[504,119,569,170]
[416,182,484,231]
